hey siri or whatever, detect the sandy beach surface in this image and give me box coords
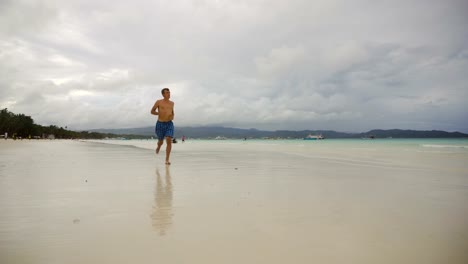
[1,139,468,264]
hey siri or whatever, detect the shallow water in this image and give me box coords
[1,139,467,263]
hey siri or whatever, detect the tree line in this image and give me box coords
[0,108,149,139]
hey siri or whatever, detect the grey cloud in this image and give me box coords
[1,0,467,132]
[0,0,58,36]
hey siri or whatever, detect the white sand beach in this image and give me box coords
[1,139,468,264]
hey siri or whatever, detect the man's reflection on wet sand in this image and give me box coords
[151,166,173,236]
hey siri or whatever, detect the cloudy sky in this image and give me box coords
[1,0,467,132]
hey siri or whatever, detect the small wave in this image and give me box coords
[421,144,468,149]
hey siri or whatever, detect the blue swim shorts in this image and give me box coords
[155,121,174,140]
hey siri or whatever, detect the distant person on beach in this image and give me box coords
[150,88,175,165]
[182,135,185,143]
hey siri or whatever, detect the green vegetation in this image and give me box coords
[0,108,150,139]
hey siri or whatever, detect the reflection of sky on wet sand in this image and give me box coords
[1,140,468,263]
[151,166,173,236]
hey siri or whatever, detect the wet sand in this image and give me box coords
[1,139,468,264]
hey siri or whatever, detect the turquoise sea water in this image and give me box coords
[93,138,468,153]
[88,138,468,172]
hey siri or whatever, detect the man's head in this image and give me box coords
[161,88,170,98]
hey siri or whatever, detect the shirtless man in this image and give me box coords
[150,88,175,165]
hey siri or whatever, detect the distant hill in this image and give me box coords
[361,129,468,138]
[89,126,468,139]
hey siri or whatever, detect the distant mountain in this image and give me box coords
[89,126,468,139]
[361,129,468,138]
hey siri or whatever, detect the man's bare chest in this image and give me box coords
[159,101,173,111]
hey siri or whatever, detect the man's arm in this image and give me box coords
[150,100,159,115]
[171,102,175,120]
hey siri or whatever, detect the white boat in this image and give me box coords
[303,134,324,140]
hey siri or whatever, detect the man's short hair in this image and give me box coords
[161,88,170,95]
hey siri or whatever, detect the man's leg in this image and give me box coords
[165,136,172,164]
[156,139,163,154]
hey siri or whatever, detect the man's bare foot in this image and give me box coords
[165,161,171,165]
[156,146,161,154]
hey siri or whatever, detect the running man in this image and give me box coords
[150,88,174,165]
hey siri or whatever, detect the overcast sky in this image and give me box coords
[1,0,467,132]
